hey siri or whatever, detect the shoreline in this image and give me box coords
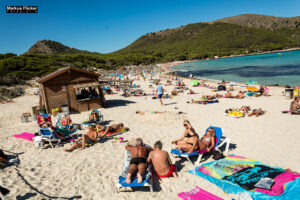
[159,47,300,88]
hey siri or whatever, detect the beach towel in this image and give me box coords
[13,132,35,142]
[178,186,224,200]
[98,129,128,137]
[188,155,300,200]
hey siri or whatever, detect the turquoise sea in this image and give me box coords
[172,50,300,86]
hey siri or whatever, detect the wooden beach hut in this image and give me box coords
[38,67,105,114]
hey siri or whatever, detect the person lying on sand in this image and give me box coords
[172,120,199,154]
[147,141,177,179]
[64,125,98,152]
[235,91,245,99]
[136,110,166,115]
[125,138,153,183]
[248,108,265,117]
[97,123,129,139]
[290,97,300,112]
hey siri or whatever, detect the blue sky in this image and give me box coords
[0,0,299,54]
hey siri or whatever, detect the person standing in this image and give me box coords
[155,82,164,106]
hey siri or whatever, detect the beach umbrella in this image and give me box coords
[246,80,258,85]
[246,86,259,92]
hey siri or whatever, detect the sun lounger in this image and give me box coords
[116,149,153,192]
[171,126,230,166]
[39,127,62,148]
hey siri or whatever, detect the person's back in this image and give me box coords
[156,84,163,95]
[130,144,149,159]
[151,149,170,175]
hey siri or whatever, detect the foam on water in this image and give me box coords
[173,50,300,86]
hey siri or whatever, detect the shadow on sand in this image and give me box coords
[105,99,136,108]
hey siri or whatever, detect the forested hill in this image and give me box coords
[117,21,300,60]
[26,40,99,55]
[212,14,300,29]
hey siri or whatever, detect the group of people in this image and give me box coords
[125,138,177,184]
[75,87,101,100]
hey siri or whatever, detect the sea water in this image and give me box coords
[172,50,300,86]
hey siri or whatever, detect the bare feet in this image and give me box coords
[173,172,178,178]
[137,173,143,183]
[126,173,131,184]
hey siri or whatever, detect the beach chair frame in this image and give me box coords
[39,127,62,148]
[171,126,230,166]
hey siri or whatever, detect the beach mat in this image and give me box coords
[13,132,35,142]
[188,155,300,200]
[178,186,223,200]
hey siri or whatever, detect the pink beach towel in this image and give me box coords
[178,186,223,200]
[13,132,35,142]
[255,170,300,196]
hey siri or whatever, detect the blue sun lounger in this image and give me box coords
[117,149,153,192]
[171,126,230,166]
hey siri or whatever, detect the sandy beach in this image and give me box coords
[0,73,300,200]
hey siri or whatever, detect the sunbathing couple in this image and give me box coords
[172,120,215,154]
[125,138,177,184]
[225,106,265,117]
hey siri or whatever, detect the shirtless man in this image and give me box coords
[248,108,265,117]
[290,97,300,112]
[148,141,177,179]
[64,125,98,152]
[125,138,152,184]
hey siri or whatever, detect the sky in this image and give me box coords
[0,0,300,54]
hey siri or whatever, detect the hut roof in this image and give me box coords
[37,67,99,84]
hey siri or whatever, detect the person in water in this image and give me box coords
[125,138,153,184]
[172,120,199,153]
[148,141,177,178]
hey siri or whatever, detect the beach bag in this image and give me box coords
[33,136,43,147]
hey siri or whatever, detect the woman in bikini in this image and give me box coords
[171,120,199,154]
[198,128,216,152]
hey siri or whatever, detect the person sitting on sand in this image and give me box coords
[88,111,98,124]
[64,125,98,152]
[235,91,245,99]
[136,110,166,115]
[248,108,265,117]
[148,141,177,179]
[188,89,195,94]
[290,97,300,112]
[228,85,234,91]
[171,89,178,96]
[225,91,233,98]
[171,120,199,153]
[97,123,129,139]
[125,138,153,183]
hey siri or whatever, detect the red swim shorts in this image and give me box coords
[156,165,176,178]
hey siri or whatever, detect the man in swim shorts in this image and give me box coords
[125,138,153,183]
[147,141,177,179]
[64,125,98,152]
[155,82,164,106]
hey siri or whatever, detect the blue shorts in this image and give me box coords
[158,94,163,98]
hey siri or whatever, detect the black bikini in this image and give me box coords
[185,133,197,146]
[130,157,147,165]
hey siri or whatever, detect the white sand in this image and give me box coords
[0,76,300,200]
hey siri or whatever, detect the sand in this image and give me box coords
[0,75,300,200]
